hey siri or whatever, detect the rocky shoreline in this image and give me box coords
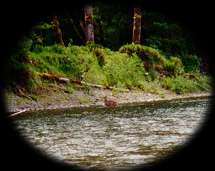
[5,86,212,116]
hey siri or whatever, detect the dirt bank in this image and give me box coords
[5,84,212,115]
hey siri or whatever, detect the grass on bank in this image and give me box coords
[8,42,212,95]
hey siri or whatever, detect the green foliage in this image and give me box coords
[162,74,211,94]
[119,44,144,55]
[137,80,163,94]
[34,22,53,30]
[119,44,166,64]
[163,56,184,76]
[142,46,166,64]
[103,52,146,89]
[93,3,131,50]
[65,83,74,94]
[24,6,203,73]
[119,44,184,77]
[92,47,106,67]
[83,63,108,85]
[8,39,211,95]
[191,72,212,91]
[147,69,159,81]
[144,11,195,57]
[181,54,201,72]
[6,4,210,96]
[22,44,149,90]
[143,11,202,73]
[17,37,33,56]
[30,21,55,46]
[117,44,210,94]
[7,37,33,88]
[29,44,94,80]
[86,42,104,50]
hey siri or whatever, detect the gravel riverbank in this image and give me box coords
[5,86,211,115]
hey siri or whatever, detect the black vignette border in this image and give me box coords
[0,0,214,171]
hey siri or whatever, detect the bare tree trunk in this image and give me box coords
[52,15,65,46]
[132,7,142,44]
[84,5,94,43]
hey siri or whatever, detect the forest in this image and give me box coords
[7,2,211,97]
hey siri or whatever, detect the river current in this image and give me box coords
[14,98,209,169]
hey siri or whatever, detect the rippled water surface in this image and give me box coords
[15,99,209,169]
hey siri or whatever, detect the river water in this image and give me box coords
[14,98,209,170]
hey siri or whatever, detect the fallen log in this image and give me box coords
[38,72,129,92]
[71,80,129,92]
[9,109,28,118]
[38,72,59,81]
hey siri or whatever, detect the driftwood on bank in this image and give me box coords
[8,109,28,118]
[38,72,129,92]
[38,72,70,83]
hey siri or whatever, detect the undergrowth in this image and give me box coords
[8,42,211,95]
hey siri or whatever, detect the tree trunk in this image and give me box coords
[132,7,142,44]
[52,15,65,46]
[84,5,94,43]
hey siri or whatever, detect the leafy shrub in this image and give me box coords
[8,41,210,95]
[119,44,186,78]
[191,72,212,91]
[29,45,94,80]
[93,48,106,67]
[30,22,55,46]
[103,52,146,89]
[119,44,166,64]
[163,56,184,76]
[162,75,210,94]
[6,37,33,88]
[138,80,162,94]
[162,76,195,94]
[17,37,33,55]
[86,42,104,51]
[65,84,74,94]
[147,69,159,81]
[181,55,201,72]
[119,44,144,56]
[83,63,108,85]
[50,44,65,54]
[31,44,44,53]
[143,46,166,64]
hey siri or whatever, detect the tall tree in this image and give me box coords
[52,15,65,46]
[132,7,142,44]
[84,5,94,43]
